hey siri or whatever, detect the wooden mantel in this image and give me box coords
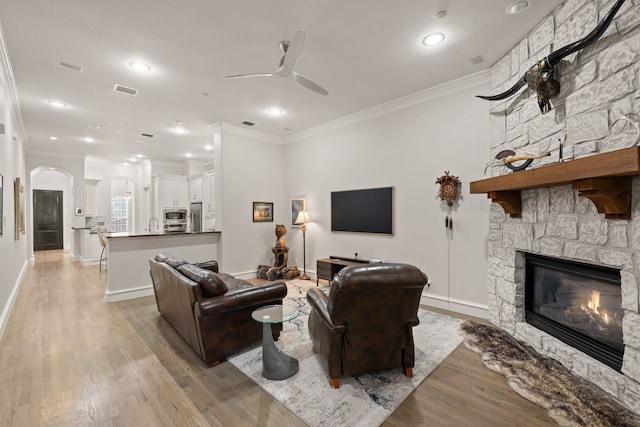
[469,147,640,220]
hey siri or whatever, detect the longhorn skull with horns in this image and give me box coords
[477,0,626,114]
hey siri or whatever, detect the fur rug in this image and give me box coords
[459,320,640,427]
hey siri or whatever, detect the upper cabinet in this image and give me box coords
[187,173,205,202]
[152,174,188,215]
[85,179,100,217]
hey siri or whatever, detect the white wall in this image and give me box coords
[31,170,72,251]
[0,22,28,340]
[218,128,286,276]
[284,74,492,316]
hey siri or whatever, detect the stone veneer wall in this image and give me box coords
[485,0,640,414]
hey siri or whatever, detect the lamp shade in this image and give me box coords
[295,210,311,225]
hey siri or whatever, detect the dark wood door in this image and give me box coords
[33,190,63,251]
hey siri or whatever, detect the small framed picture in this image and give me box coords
[253,202,273,222]
[75,207,84,216]
[291,198,305,227]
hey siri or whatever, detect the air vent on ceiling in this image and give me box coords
[241,121,256,127]
[469,55,485,65]
[113,84,139,96]
[58,61,83,72]
[140,133,154,138]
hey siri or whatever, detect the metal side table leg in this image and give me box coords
[261,323,299,380]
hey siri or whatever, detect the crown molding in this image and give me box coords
[27,147,86,160]
[210,121,285,144]
[0,20,28,150]
[286,69,490,143]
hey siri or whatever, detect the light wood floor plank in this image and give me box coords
[0,250,554,426]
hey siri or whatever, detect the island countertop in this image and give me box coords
[105,231,221,302]
[107,230,221,238]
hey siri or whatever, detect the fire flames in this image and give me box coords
[582,290,609,325]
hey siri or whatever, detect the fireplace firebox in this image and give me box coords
[524,253,623,371]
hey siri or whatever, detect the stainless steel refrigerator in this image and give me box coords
[190,202,202,232]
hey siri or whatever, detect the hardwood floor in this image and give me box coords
[0,251,555,426]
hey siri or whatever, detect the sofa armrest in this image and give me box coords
[196,281,287,316]
[306,288,345,334]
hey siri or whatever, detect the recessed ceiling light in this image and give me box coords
[49,136,58,140]
[129,61,151,72]
[48,100,67,108]
[422,32,445,46]
[136,154,144,158]
[204,145,213,151]
[88,124,101,129]
[506,1,529,15]
[49,167,56,170]
[123,162,129,166]
[172,119,183,125]
[268,108,283,116]
[185,153,193,158]
[83,137,94,143]
[173,127,186,135]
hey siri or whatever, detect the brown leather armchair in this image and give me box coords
[306,263,428,388]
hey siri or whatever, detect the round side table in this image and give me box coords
[252,304,300,380]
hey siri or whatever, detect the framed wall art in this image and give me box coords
[14,177,25,240]
[253,202,273,222]
[290,198,305,227]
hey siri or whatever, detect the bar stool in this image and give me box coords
[97,226,108,272]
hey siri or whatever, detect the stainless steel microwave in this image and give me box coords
[164,209,187,222]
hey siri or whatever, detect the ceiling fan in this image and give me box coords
[225,29,329,96]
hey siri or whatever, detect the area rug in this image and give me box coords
[459,320,640,427]
[228,280,463,427]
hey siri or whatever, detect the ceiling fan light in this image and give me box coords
[423,32,445,46]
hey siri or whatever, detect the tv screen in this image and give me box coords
[331,187,393,234]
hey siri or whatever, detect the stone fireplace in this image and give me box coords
[475,0,640,415]
[486,181,640,415]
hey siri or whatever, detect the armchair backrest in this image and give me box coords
[327,263,428,334]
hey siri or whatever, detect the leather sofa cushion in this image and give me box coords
[178,264,228,297]
[165,256,188,269]
[196,260,219,273]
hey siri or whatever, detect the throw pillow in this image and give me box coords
[178,264,228,297]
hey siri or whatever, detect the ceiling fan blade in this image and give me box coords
[282,29,305,71]
[225,72,275,79]
[293,71,328,95]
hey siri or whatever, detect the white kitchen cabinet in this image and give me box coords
[188,174,204,202]
[152,174,188,212]
[85,179,100,217]
[81,229,103,265]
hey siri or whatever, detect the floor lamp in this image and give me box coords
[295,210,311,280]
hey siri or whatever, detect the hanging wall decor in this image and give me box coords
[436,171,460,207]
[14,177,25,239]
[476,0,626,114]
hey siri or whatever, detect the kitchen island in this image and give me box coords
[105,231,221,302]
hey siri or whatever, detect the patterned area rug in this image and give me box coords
[228,280,463,427]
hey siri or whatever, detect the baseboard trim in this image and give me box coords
[421,293,488,319]
[104,285,154,303]
[0,260,28,342]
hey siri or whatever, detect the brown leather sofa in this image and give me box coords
[306,263,428,388]
[149,253,288,366]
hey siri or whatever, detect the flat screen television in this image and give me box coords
[331,187,393,234]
